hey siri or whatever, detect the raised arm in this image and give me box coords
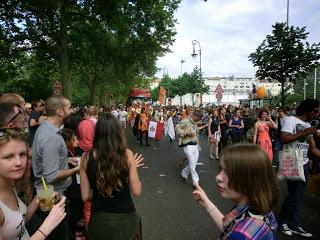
[127,149,142,197]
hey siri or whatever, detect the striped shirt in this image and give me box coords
[220,205,277,240]
[32,120,72,192]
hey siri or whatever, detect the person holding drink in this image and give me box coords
[0,128,66,239]
[193,144,278,239]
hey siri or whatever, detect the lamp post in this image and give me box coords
[191,40,202,81]
[191,40,202,106]
[286,0,289,27]
[162,67,168,76]
[180,59,185,75]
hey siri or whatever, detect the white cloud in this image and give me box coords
[156,0,320,78]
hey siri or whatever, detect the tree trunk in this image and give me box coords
[180,96,182,106]
[89,85,96,105]
[281,82,285,106]
[192,94,194,106]
[59,1,71,99]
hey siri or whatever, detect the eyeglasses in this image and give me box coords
[7,105,27,126]
[0,128,24,139]
[313,109,319,113]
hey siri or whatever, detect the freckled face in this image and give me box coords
[0,140,28,180]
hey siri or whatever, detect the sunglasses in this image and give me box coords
[7,105,27,125]
[0,128,24,139]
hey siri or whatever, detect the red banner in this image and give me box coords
[158,87,166,105]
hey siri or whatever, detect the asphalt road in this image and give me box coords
[126,130,320,240]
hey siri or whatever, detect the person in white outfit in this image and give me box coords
[176,110,205,189]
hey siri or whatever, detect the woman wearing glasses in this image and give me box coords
[0,128,66,239]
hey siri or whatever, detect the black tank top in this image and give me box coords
[210,117,220,134]
[87,151,135,214]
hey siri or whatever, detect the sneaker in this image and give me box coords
[291,227,312,238]
[180,174,188,182]
[279,224,292,236]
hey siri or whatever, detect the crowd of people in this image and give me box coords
[0,91,319,239]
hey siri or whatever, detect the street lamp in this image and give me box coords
[162,67,168,76]
[286,0,289,27]
[180,59,185,75]
[191,40,202,81]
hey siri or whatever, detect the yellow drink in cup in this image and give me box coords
[36,184,54,211]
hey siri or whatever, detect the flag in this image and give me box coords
[158,87,166,105]
[148,121,157,138]
[148,121,164,140]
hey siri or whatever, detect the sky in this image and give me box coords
[155,0,320,78]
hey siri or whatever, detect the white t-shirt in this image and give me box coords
[111,110,119,119]
[118,110,127,122]
[281,116,311,165]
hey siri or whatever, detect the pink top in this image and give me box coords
[78,118,96,151]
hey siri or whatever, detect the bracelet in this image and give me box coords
[207,206,217,214]
[38,228,47,238]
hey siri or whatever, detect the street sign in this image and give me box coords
[215,84,223,93]
[53,80,62,95]
[216,92,223,100]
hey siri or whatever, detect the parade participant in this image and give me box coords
[252,109,277,161]
[208,109,220,160]
[118,106,127,131]
[176,109,204,189]
[193,144,278,239]
[218,107,228,152]
[279,99,320,238]
[61,128,86,240]
[111,106,119,119]
[28,101,46,146]
[228,109,244,144]
[0,102,28,129]
[274,107,287,167]
[0,93,25,109]
[80,113,143,240]
[77,106,98,155]
[32,95,78,239]
[165,111,175,143]
[0,128,67,240]
[139,108,151,146]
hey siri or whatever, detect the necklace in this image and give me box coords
[11,187,26,240]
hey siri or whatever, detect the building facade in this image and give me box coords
[151,76,281,106]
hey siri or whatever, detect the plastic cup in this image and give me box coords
[75,157,81,184]
[36,184,54,211]
[75,157,81,166]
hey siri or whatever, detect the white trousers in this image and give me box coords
[181,144,199,186]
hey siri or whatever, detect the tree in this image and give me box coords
[175,67,209,106]
[0,0,181,102]
[249,22,320,105]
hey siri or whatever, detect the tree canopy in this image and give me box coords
[151,68,209,105]
[249,22,320,105]
[0,0,181,104]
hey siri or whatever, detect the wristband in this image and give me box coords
[38,228,47,238]
[207,206,217,214]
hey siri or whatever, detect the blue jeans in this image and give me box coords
[279,164,309,228]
